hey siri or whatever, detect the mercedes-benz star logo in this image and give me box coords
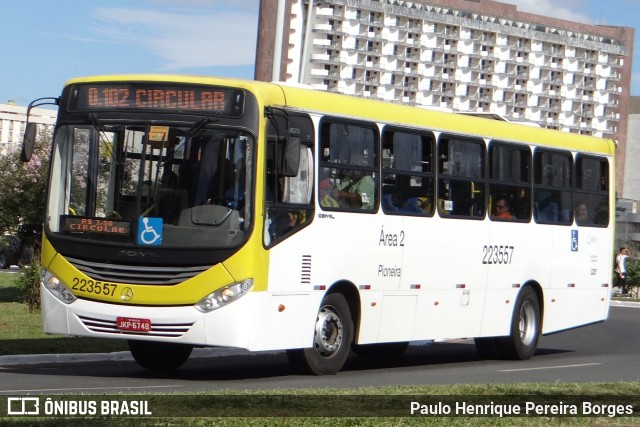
[120,287,134,301]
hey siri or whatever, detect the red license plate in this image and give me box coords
[116,317,151,332]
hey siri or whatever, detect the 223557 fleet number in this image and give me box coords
[71,278,118,296]
[482,245,515,265]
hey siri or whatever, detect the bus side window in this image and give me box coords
[575,155,609,226]
[533,149,572,225]
[319,120,379,212]
[381,129,434,216]
[437,136,485,219]
[488,142,531,221]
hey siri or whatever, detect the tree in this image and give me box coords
[0,131,51,254]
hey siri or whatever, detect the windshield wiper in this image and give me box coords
[187,118,213,137]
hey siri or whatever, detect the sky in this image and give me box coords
[1,0,639,106]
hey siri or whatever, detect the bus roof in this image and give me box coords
[63,74,615,156]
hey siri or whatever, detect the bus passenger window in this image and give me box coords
[437,136,485,219]
[533,149,572,225]
[575,155,609,226]
[319,120,378,212]
[381,129,434,216]
[488,142,531,222]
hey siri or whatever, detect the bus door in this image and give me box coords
[263,111,315,291]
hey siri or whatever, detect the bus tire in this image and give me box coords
[499,286,540,360]
[128,340,193,371]
[286,293,353,375]
[352,342,409,359]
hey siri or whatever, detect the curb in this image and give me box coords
[610,298,640,307]
[0,351,134,366]
[0,347,262,367]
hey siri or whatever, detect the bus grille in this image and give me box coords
[66,257,210,285]
[78,315,194,338]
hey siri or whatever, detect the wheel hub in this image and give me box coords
[519,301,537,346]
[313,306,343,357]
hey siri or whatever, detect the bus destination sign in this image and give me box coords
[62,216,131,236]
[68,83,245,117]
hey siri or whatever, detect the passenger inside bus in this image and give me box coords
[492,197,513,219]
[575,202,589,224]
[334,173,375,210]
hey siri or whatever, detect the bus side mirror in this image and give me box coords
[21,122,37,162]
[280,137,301,177]
[20,96,59,162]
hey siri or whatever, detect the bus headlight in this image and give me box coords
[42,270,76,304]
[195,279,253,313]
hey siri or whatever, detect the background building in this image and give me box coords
[624,97,640,199]
[0,102,56,156]
[616,96,640,245]
[256,0,634,194]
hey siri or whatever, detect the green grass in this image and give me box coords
[1,383,639,426]
[0,271,127,355]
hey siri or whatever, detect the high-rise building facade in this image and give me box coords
[256,0,634,193]
[624,97,640,200]
[0,103,56,156]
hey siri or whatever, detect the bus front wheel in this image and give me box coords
[128,340,193,371]
[287,293,354,375]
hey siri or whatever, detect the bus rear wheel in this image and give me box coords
[287,293,353,375]
[128,340,193,371]
[476,286,540,360]
[502,286,540,360]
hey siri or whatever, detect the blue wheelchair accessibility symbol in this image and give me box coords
[571,230,578,252]
[138,217,163,246]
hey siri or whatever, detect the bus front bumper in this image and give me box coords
[40,283,262,350]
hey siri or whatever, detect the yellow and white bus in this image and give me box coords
[24,75,615,374]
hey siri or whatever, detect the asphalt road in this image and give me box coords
[0,303,637,395]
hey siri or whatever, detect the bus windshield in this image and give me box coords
[47,121,253,249]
